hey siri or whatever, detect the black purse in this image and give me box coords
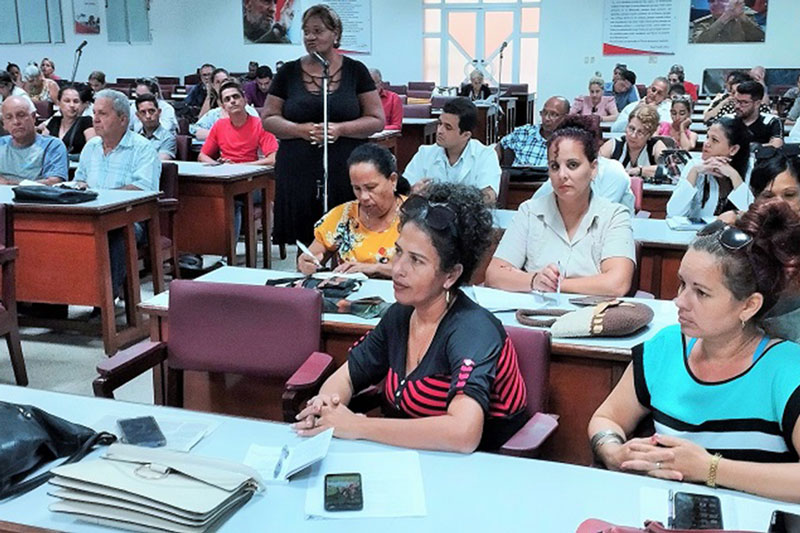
[12,185,98,204]
[0,401,116,500]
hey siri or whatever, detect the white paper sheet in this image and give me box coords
[94,415,218,452]
[471,285,572,312]
[665,216,715,231]
[304,451,427,519]
[244,429,333,484]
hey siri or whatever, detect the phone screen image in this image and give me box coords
[324,473,363,511]
[117,416,167,448]
[670,491,723,530]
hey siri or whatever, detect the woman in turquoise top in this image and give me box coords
[588,197,800,503]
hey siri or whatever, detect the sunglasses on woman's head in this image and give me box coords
[400,195,458,234]
[697,219,752,251]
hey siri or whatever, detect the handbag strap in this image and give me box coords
[0,431,116,501]
[515,308,570,327]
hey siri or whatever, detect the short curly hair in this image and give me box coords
[628,104,660,136]
[399,183,493,288]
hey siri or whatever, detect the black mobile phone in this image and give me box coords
[669,491,723,530]
[324,473,363,511]
[769,510,800,533]
[117,416,167,448]
[688,216,706,225]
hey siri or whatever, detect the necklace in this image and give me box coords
[359,196,401,232]
[407,294,456,368]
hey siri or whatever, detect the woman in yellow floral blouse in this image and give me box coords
[298,144,407,278]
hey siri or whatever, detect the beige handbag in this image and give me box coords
[48,443,264,533]
[515,300,654,338]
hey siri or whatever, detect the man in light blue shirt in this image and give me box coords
[404,97,500,204]
[75,89,160,298]
[134,93,176,160]
[0,95,67,185]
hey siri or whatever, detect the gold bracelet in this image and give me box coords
[706,453,722,487]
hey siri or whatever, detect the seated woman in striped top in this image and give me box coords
[588,198,800,503]
[294,183,529,453]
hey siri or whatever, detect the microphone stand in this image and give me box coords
[321,59,330,212]
[70,45,85,83]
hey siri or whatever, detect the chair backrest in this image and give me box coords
[184,73,200,85]
[160,162,178,199]
[500,83,529,94]
[496,169,511,209]
[408,81,435,91]
[504,326,550,417]
[387,84,407,95]
[167,281,323,379]
[403,104,432,118]
[175,134,191,161]
[0,203,11,247]
[406,89,433,100]
[652,135,677,150]
[156,76,180,85]
[629,175,643,212]
[33,100,52,120]
[431,95,456,110]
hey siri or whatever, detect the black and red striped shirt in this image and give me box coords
[348,292,528,450]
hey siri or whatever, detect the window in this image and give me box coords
[0,0,64,44]
[107,0,151,43]
[422,0,539,90]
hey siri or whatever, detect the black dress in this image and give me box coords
[46,116,93,155]
[269,56,376,245]
[458,84,491,101]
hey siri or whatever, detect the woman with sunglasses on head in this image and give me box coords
[298,144,408,278]
[485,115,636,297]
[657,97,697,151]
[294,183,529,453]
[589,199,800,503]
[599,104,667,179]
[666,116,752,219]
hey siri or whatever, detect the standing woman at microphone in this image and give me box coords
[263,4,384,248]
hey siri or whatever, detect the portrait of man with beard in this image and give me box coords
[243,0,294,44]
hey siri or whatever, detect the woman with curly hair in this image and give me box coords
[298,143,408,278]
[486,115,636,296]
[599,104,668,179]
[293,183,529,453]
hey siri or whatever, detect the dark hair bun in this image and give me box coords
[737,197,800,304]
[556,114,601,139]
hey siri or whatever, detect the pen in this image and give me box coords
[668,489,674,528]
[296,240,323,269]
[273,444,290,479]
[556,260,562,294]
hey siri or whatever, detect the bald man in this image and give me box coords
[496,96,570,167]
[0,95,67,185]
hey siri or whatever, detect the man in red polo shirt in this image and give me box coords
[199,80,278,165]
[370,68,402,131]
[199,80,278,236]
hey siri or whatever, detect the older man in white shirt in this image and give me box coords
[404,97,501,204]
[611,77,671,133]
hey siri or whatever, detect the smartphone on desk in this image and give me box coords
[324,473,363,511]
[769,510,800,533]
[117,416,167,448]
[669,491,723,530]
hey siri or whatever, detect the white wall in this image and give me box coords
[2,0,423,85]
[538,0,800,104]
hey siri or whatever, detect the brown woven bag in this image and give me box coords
[515,300,654,337]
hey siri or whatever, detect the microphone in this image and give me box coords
[312,51,329,68]
[76,40,88,52]
[499,41,508,52]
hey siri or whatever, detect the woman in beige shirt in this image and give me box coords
[485,116,635,296]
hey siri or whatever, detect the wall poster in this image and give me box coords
[73,0,101,34]
[602,0,676,55]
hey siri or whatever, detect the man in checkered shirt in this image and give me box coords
[495,96,569,167]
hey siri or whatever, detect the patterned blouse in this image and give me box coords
[313,196,405,265]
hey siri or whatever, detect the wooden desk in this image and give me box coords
[368,129,401,155]
[139,267,679,466]
[506,180,545,210]
[4,384,796,532]
[398,118,437,171]
[634,218,694,300]
[8,186,163,355]
[498,97,517,139]
[174,162,272,269]
[641,183,676,219]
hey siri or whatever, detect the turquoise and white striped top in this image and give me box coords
[633,324,800,463]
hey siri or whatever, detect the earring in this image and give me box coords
[445,290,451,305]
[741,318,746,329]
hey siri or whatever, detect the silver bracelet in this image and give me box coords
[590,429,624,456]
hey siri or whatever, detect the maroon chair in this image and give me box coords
[496,169,511,209]
[93,281,334,419]
[156,76,180,86]
[500,83,529,94]
[33,100,52,122]
[175,134,191,161]
[387,84,407,95]
[0,205,26,386]
[431,95,456,110]
[408,81,435,91]
[406,89,433,100]
[184,73,200,85]
[137,163,180,279]
[629,176,643,213]
[402,104,432,118]
[283,325,557,457]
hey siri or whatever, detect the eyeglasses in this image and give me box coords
[697,219,752,251]
[400,195,458,237]
[540,110,563,120]
[626,124,650,138]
